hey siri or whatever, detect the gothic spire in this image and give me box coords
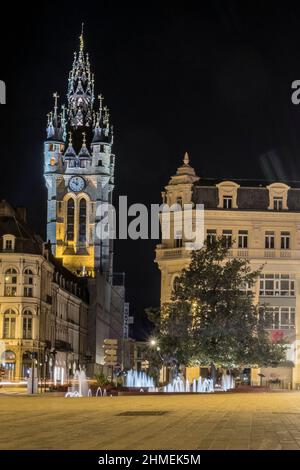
[78,131,91,159]
[183,151,189,165]
[46,92,65,142]
[91,95,113,144]
[67,25,94,129]
[46,27,114,151]
[64,131,76,161]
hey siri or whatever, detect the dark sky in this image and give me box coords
[2,2,300,338]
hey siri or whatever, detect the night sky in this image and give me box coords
[2,2,300,338]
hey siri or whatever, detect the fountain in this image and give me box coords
[221,372,235,391]
[65,390,80,398]
[65,368,89,398]
[125,370,155,389]
[163,376,215,393]
[64,367,234,398]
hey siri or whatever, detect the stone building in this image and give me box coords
[0,200,88,382]
[155,153,300,389]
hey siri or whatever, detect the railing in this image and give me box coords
[156,246,298,260]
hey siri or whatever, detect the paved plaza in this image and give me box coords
[1,392,300,450]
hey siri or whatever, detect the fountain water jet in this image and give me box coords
[125,370,154,388]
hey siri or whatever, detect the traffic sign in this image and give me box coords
[103,339,118,346]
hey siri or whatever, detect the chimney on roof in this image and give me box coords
[16,207,27,222]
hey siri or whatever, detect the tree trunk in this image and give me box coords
[210,362,217,386]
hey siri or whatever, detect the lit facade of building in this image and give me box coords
[44,31,114,277]
[156,154,300,389]
[43,30,126,375]
[0,200,88,381]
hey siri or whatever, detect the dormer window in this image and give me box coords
[274,197,283,211]
[217,181,240,209]
[3,235,16,251]
[267,183,290,210]
[5,240,13,250]
[223,196,233,209]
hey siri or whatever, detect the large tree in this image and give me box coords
[148,238,286,379]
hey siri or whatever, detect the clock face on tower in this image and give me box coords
[68,176,85,192]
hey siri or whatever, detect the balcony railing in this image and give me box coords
[156,246,297,260]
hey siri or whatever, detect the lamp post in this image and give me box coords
[50,348,57,387]
[43,353,48,393]
[30,352,38,394]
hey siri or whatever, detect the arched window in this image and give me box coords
[23,310,33,339]
[79,199,87,243]
[4,268,17,296]
[67,199,75,241]
[3,309,16,338]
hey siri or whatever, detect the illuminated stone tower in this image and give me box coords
[44,28,115,277]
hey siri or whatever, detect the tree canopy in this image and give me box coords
[148,238,286,372]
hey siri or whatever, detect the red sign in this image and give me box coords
[271,330,284,342]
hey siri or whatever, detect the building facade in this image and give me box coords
[0,200,88,382]
[155,154,300,389]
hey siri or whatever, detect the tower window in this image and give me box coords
[67,199,75,241]
[79,199,87,243]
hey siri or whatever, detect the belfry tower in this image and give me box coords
[44,27,115,277]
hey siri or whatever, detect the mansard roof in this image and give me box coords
[0,200,44,254]
[192,178,300,211]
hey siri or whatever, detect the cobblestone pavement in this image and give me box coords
[1,392,300,450]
